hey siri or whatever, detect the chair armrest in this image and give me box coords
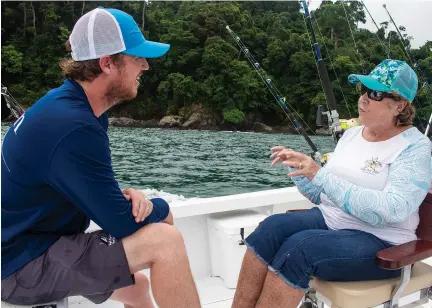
[376,239,432,270]
[286,209,308,213]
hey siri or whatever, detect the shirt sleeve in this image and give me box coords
[46,125,167,238]
[311,136,432,227]
[289,171,323,205]
[287,127,356,205]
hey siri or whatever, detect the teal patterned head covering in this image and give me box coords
[348,59,418,103]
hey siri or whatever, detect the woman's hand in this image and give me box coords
[270,146,321,180]
[123,188,153,223]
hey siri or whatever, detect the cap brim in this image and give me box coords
[123,40,170,59]
[348,74,391,92]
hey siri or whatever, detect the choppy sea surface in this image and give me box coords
[1,124,335,198]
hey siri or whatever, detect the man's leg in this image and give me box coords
[110,221,200,308]
[110,273,154,308]
[1,210,199,308]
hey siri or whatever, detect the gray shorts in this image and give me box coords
[1,230,135,305]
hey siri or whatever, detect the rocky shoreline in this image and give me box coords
[108,116,332,136]
[1,105,331,135]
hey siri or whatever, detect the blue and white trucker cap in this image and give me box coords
[348,59,418,103]
[70,7,170,61]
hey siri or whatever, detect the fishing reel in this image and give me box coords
[316,105,360,165]
[316,105,360,136]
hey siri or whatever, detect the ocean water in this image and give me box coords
[2,124,335,198]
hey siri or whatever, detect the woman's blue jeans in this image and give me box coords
[243,207,401,291]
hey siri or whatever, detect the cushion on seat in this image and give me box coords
[310,262,432,308]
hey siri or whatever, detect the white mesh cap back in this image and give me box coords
[70,8,126,61]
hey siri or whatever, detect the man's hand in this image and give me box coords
[123,188,153,223]
[270,146,321,180]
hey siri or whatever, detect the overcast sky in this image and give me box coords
[307,0,432,49]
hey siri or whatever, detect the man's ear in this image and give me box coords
[99,56,113,74]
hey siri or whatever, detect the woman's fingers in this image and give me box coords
[288,169,303,177]
[282,160,299,168]
[271,149,302,166]
[270,151,279,159]
[271,156,284,167]
[270,146,285,152]
[277,149,301,159]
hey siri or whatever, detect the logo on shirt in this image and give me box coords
[361,157,382,175]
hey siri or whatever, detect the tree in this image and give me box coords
[1,1,431,132]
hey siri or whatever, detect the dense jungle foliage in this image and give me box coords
[1,1,431,132]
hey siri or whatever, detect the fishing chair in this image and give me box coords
[292,191,432,308]
[1,298,68,308]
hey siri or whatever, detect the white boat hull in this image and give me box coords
[71,187,431,308]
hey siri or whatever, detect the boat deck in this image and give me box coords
[68,188,432,308]
[69,262,432,308]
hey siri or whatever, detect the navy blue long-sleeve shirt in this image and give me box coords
[1,79,168,280]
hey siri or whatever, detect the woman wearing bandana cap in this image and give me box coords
[233,59,431,308]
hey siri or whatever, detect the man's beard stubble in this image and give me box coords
[103,69,137,109]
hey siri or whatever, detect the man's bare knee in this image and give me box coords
[122,223,185,273]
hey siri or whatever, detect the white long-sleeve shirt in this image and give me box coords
[291,125,431,245]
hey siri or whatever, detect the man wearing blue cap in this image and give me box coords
[2,8,200,308]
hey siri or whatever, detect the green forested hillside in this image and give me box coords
[2,1,431,132]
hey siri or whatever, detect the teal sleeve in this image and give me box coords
[289,171,323,205]
[311,137,432,227]
[286,127,356,205]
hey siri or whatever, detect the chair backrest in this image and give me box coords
[416,191,432,241]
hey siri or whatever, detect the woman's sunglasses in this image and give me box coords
[356,83,400,102]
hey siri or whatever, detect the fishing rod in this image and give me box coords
[225,0,346,163]
[383,4,432,137]
[1,84,25,120]
[311,14,352,118]
[225,25,322,161]
[359,0,389,55]
[383,4,432,100]
[382,5,416,71]
[341,0,366,74]
[300,0,343,143]
[425,113,432,137]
